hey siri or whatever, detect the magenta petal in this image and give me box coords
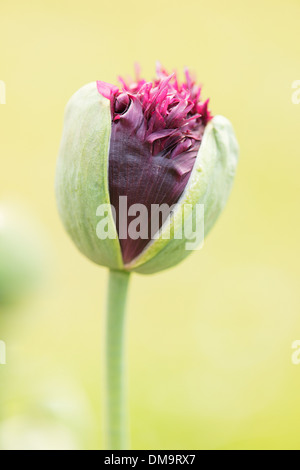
[146,129,177,143]
[96,81,119,100]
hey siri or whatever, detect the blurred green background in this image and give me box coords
[0,0,300,450]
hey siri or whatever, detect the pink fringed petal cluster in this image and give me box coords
[97,64,212,177]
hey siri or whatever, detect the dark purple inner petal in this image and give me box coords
[97,64,212,264]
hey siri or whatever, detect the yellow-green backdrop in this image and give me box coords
[0,0,299,450]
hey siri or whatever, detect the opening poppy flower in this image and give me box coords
[96,64,212,263]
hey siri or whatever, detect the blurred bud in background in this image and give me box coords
[0,202,97,450]
[0,202,48,309]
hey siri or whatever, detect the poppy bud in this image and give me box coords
[55,65,239,274]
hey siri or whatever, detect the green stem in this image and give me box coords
[105,269,131,450]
